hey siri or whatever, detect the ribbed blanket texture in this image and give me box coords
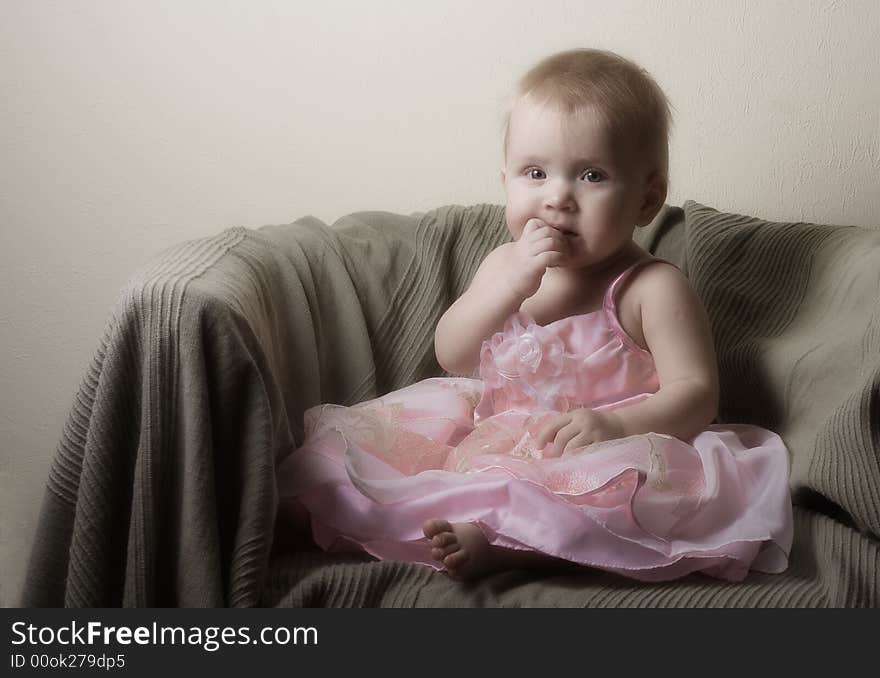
[21,202,879,607]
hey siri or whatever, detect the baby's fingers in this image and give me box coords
[561,432,595,456]
[538,250,568,269]
[525,225,567,249]
[526,234,569,266]
[533,414,568,448]
[522,218,546,236]
[549,423,584,456]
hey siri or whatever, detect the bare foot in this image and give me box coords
[423,519,499,580]
[423,518,576,580]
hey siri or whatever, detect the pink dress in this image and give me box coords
[277,260,793,582]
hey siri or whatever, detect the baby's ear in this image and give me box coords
[636,172,667,226]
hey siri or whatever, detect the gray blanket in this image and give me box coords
[21,202,879,607]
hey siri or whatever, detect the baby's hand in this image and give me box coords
[504,218,570,299]
[534,409,626,457]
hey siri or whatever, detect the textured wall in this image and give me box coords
[1,0,878,606]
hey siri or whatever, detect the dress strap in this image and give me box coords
[602,258,660,313]
[601,258,672,354]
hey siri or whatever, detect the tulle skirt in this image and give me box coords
[277,377,792,581]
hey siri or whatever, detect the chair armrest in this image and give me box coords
[23,216,404,606]
[22,203,507,607]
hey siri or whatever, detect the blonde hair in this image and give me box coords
[503,49,672,178]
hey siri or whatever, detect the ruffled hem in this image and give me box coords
[281,420,793,582]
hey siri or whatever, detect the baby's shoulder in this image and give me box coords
[625,259,690,299]
[617,260,696,347]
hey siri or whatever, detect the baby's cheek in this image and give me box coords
[506,217,527,240]
[504,200,532,240]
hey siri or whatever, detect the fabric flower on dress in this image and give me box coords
[478,313,574,414]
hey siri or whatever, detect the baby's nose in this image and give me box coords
[544,181,576,209]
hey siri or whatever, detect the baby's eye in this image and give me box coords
[582,169,604,183]
[526,168,546,180]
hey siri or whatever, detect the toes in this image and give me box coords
[424,519,477,574]
[427,524,460,564]
[431,532,457,548]
[423,518,453,539]
[444,549,469,571]
[431,542,460,561]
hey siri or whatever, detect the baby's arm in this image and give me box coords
[535,264,719,455]
[434,244,522,375]
[436,219,571,375]
[613,264,719,440]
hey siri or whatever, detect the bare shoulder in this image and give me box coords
[630,261,695,304]
[617,261,703,350]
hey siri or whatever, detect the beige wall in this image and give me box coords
[2,0,878,606]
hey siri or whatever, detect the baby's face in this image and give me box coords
[502,99,658,271]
